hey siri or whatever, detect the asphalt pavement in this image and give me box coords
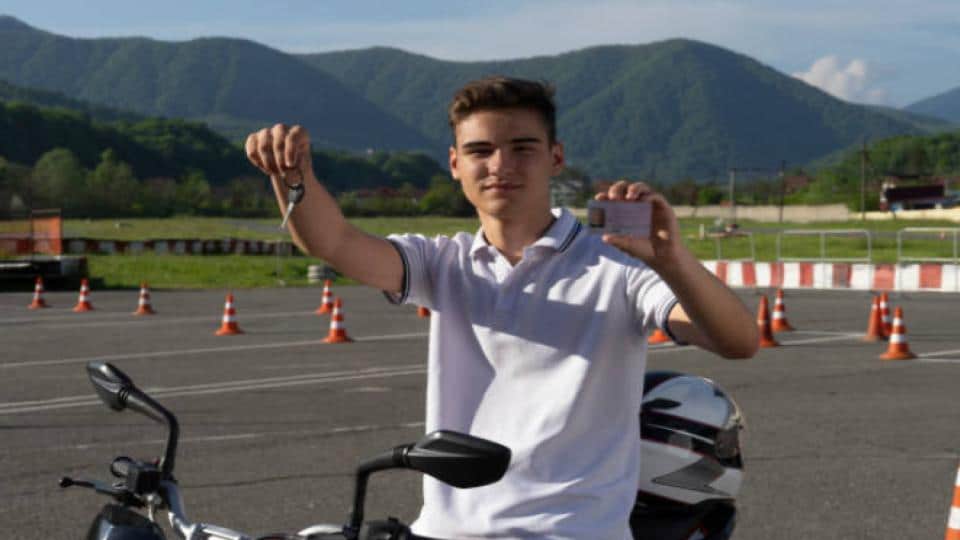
[2,285,958,539]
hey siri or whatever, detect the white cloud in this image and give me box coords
[793,56,890,104]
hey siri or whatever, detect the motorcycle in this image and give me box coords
[60,361,511,540]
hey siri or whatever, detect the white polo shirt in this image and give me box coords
[386,208,678,540]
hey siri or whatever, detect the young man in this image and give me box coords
[245,76,758,540]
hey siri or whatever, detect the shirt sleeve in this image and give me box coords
[382,233,437,308]
[625,262,684,344]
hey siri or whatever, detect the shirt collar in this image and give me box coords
[469,208,581,258]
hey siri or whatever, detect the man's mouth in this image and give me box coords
[482,182,520,191]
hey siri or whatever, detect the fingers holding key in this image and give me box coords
[285,125,309,170]
[245,124,311,177]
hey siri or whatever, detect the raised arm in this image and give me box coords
[598,181,759,359]
[245,124,404,294]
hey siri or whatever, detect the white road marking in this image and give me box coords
[0,310,316,330]
[0,365,427,415]
[0,331,430,369]
[648,331,863,352]
[777,333,863,345]
[4,328,956,417]
[918,348,960,358]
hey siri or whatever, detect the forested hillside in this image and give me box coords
[0,15,944,181]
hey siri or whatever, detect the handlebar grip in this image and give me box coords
[110,456,135,479]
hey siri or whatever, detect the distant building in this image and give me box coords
[880,176,957,211]
[783,174,813,195]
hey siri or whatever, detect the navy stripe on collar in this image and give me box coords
[558,220,581,252]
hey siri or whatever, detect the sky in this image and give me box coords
[3,0,960,108]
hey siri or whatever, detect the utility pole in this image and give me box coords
[778,160,786,224]
[728,168,736,224]
[860,139,867,221]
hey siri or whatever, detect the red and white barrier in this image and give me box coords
[62,238,297,256]
[703,261,960,293]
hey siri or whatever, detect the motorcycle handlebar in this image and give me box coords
[161,481,442,540]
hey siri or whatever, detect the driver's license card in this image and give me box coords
[586,200,652,238]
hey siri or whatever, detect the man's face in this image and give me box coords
[449,108,564,221]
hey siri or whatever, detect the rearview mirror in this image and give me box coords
[87,362,135,411]
[405,430,511,488]
[347,429,511,531]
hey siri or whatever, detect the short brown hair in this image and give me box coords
[448,76,557,144]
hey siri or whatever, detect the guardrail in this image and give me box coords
[896,227,959,265]
[712,232,756,262]
[775,229,873,263]
[896,227,960,292]
[775,229,873,292]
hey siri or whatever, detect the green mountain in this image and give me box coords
[0,97,445,198]
[0,78,143,122]
[865,104,956,134]
[906,86,960,124]
[0,15,433,153]
[0,15,944,181]
[300,42,940,180]
[0,99,252,182]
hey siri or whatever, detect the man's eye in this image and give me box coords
[514,146,535,153]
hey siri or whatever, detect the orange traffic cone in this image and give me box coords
[73,278,94,312]
[770,289,794,332]
[417,305,431,318]
[322,298,353,343]
[28,276,49,309]
[863,295,886,342]
[648,328,672,344]
[215,293,244,335]
[757,295,780,348]
[316,280,334,315]
[879,292,893,337]
[133,282,156,315]
[880,307,916,360]
[944,462,960,540]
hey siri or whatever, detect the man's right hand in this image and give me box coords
[241,123,405,294]
[245,124,313,177]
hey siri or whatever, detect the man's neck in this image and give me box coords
[479,210,557,265]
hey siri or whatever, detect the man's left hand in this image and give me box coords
[594,180,681,269]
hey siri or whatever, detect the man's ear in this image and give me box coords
[551,142,565,176]
[448,145,461,182]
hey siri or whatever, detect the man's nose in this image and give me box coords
[488,149,514,175]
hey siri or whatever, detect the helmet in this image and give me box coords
[630,371,745,540]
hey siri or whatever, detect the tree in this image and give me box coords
[419,174,473,216]
[32,148,85,214]
[223,176,270,217]
[85,149,139,217]
[0,156,32,218]
[175,170,213,215]
[139,177,178,217]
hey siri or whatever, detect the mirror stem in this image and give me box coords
[125,388,180,478]
[346,445,409,534]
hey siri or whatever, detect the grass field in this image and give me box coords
[39,216,960,289]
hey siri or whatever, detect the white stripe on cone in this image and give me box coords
[950,506,960,530]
